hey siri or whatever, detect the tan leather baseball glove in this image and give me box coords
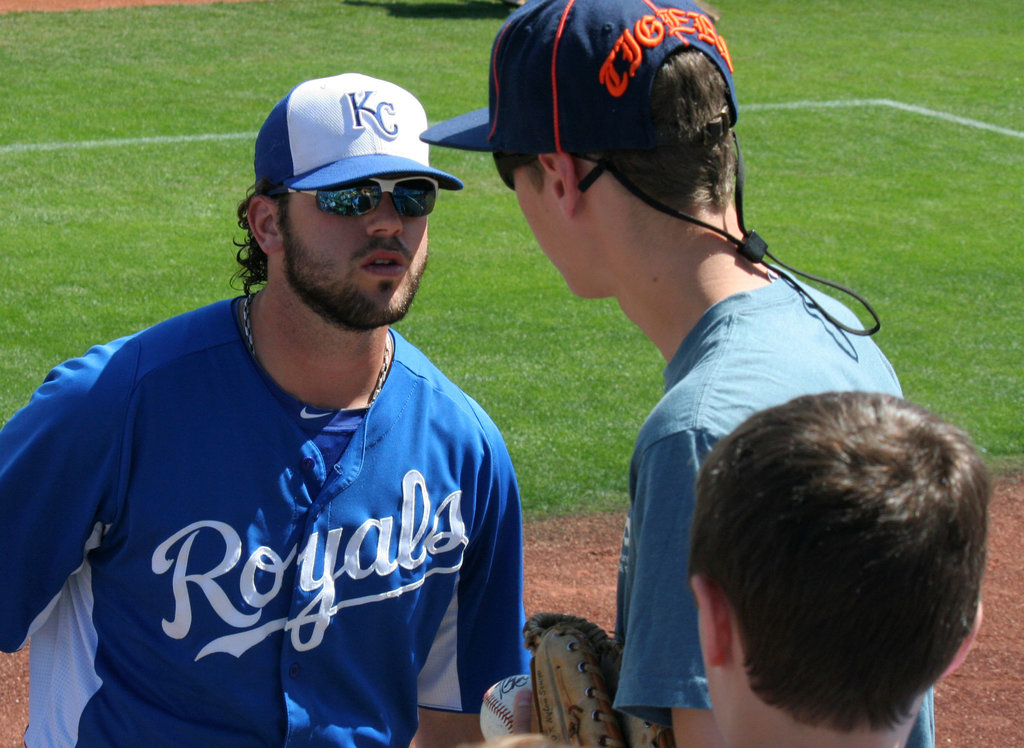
[523,612,674,747]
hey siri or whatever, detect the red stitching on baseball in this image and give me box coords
[484,691,515,732]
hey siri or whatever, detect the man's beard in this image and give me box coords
[281,224,425,332]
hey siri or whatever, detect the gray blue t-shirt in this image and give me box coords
[613,278,933,746]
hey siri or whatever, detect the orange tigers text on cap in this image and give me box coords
[598,8,734,98]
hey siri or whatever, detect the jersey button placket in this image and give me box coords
[298,452,326,508]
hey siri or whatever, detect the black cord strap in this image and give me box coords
[578,154,881,336]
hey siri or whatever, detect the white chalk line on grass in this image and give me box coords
[745,98,1024,140]
[0,131,255,155]
[1,99,1021,155]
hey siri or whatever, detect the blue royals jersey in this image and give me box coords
[0,299,529,747]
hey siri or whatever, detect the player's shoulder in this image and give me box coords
[128,298,240,374]
[43,300,238,399]
[389,329,503,434]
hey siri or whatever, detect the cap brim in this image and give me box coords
[286,154,463,191]
[420,108,497,152]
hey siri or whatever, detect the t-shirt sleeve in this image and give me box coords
[614,427,717,726]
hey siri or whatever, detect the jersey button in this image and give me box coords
[301,457,315,472]
[288,662,301,678]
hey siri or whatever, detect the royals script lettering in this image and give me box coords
[151,470,467,660]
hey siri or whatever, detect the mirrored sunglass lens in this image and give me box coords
[392,181,436,217]
[316,186,382,216]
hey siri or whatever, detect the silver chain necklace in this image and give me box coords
[242,293,392,407]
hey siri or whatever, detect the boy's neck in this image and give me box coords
[720,688,918,748]
[612,222,773,361]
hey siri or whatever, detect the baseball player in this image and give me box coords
[690,391,989,747]
[0,73,529,747]
[421,0,934,745]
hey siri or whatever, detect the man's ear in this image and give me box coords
[940,602,984,680]
[691,574,735,667]
[248,194,285,256]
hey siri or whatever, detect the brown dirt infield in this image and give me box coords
[519,474,1024,748]
[0,3,1020,746]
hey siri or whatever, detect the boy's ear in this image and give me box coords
[535,152,588,218]
[691,574,735,667]
[940,602,984,680]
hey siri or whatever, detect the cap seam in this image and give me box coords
[551,0,578,153]
[488,23,514,146]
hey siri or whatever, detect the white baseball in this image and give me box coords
[480,673,531,739]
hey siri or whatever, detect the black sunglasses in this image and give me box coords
[291,176,438,218]
[493,152,539,190]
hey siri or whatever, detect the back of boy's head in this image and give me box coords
[689,391,990,732]
[605,48,738,213]
[420,0,739,212]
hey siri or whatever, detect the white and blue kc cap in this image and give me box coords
[255,73,462,192]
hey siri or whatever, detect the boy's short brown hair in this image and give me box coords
[690,391,990,731]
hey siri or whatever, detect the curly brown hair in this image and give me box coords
[232,178,290,294]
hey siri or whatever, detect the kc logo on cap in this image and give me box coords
[346,90,400,140]
[255,72,462,193]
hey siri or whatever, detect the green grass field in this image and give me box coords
[1,0,1021,517]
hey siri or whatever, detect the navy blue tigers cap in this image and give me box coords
[420,0,738,153]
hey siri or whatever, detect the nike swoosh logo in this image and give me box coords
[300,407,333,420]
